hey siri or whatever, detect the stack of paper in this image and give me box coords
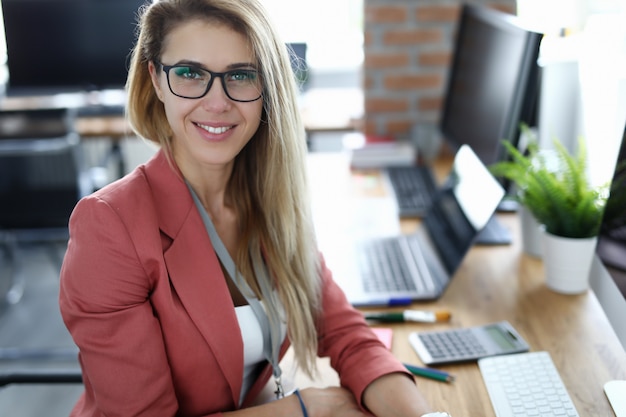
[344,133,416,169]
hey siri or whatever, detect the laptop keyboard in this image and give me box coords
[479,351,580,417]
[386,166,437,217]
[359,235,434,293]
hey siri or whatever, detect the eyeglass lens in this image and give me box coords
[165,65,262,102]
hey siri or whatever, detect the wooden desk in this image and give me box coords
[279,152,626,416]
[0,91,132,139]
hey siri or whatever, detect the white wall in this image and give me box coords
[520,0,626,187]
[578,13,626,187]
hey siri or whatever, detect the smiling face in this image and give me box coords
[149,20,263,177]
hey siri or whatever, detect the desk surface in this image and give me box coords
[287,152,626,417]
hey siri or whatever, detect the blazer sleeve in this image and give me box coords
[315,256,413,408]
[59,195,180,416]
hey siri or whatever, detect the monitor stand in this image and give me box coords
[475,215,512,245]
[605,380,626,417]
[497,196,519,213]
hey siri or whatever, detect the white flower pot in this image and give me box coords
[542,231,597,294]
[520,205,543,258]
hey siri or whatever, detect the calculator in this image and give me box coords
[408,321,529,365]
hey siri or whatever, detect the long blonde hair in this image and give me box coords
[126,0,321,376]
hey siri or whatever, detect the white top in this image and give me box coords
[235,305,265,405]
[235,302,288,405]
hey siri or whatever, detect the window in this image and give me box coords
[517,0,626,34]
[262,0,364,70]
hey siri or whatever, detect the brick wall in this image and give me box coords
[363,0,517,138]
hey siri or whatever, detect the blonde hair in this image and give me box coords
[126,0,321,376]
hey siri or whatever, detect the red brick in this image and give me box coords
[419,51,452,67]
[418,96,444,112]
[416,5,460,22]
[362,119,378,136]
[383,28,443,45]
[385,119,414,136]
[364,52,410,69]
[365,97,410,113]
[363,74,374,89]
[384,73,442,90]
[365,5,408,23]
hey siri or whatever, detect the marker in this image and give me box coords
[363,309,451,323]
[353,297,413,308]
[403,363,455,383]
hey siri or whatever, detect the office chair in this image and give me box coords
[0,367,82,387]
[0,107,93,307]
[0,108,89,390]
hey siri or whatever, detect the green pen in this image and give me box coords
[403,363,455,383]
[364,309,451,323]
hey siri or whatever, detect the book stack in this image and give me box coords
[344,132,416,169]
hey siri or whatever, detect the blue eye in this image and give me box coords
[172,66,205,80]
[227,70,258,82]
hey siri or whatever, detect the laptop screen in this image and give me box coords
[424,145,504,273]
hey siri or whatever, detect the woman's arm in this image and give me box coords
[226,387,371,417]
[314,258,431,413]
[226,378,434,417]
[59,195,179,416]
[362,372,434,416]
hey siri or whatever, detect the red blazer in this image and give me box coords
[59,150,408,417]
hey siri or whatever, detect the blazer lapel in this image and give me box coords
[146,151,244,406]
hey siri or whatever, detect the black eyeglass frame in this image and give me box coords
[157,61,263,103]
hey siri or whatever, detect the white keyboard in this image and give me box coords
[478,351,579,417]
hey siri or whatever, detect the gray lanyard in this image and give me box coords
[187,183,285,399]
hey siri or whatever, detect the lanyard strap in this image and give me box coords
[187,183,285,398]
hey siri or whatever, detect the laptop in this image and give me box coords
[337,144,505,306]
[384,163,512,245]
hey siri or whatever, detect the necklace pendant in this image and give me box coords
[274,376,284,399]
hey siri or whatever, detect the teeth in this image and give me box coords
[197,123,231,134]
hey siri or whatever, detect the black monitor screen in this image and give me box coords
[597,126,626,286]
[1,0,145,94]
[591,119,626,348]
[440,4,542,167]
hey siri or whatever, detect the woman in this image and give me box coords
[59,0,445,416]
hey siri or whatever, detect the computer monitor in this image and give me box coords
[1,0,144,95]
[590,121,626,350]
[440,4,542,184]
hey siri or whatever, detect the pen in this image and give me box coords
[403,363,455,383]
[364,309,451,323]
[353,297,413,308]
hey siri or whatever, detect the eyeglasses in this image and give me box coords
[158,62,263,102]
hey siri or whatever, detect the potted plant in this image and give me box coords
[489,128,608,294]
